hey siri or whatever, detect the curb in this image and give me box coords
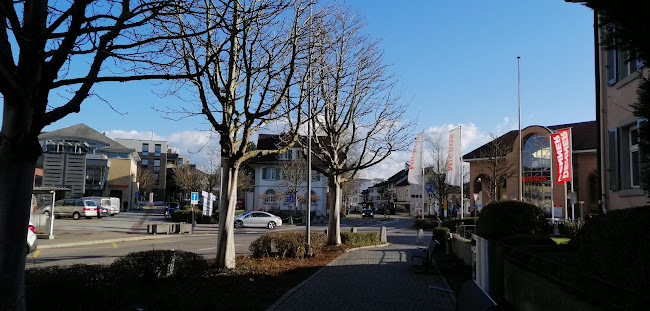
[265,243,391,311]
[37,232,216,249]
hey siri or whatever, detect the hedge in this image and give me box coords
[441,217,477,231]
[475,200,547,240]
[249,232,327,258]
[340,232,381,247]
[570,206,650,295]
[112,250,208,279]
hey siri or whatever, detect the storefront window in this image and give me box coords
[522,134,553,217]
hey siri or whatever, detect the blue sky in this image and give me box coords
[13,0,595,178]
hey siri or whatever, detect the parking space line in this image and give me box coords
[198,247,216,251]
[112,243,118,248]
[31,250,42,258]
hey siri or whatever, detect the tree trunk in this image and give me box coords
[326,177,341,245]
[215,158,239,269]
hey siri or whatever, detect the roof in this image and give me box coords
[249,134,328,166]
[39,124,132,151]
[463,120,596,160]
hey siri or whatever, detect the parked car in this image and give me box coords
[164,202,181,218]
[234,211,283,229]
[362,208,374,218]
[82,197,120,217]
[41,199,98,220]
[27,221,38,254]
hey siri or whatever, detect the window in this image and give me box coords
[154,159,161,172]
[155,144,161,156]
[311,171,320,182]
[141,159,149,166]
[262,168,277,180]
[609,120,647,191]
[153,173,160,185]
[606,24,645,85]
[142,143,149,156]
[630,125,640,188]
[179,158,184,164]
[265,189,275,203]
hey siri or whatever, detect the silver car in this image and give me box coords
[234,211,283,229]
[41,199,98,220]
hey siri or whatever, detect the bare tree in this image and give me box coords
[137,167,155,201]
[424,134,460,216]
[476,133,520,203]
[278,155,307,213]
[173,164,206,196]
[0,1,204,307]
[341,179,362,213]
[307,6,412,245]
[165,0,313,268]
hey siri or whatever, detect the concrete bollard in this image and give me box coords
[324,229,328,235]
[350,227,357,233]
[380,226,387,243]
[416,229,424,244]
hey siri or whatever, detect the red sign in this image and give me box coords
[522,176,548,182]
[551,129,572,184]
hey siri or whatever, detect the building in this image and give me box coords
[463,121,597,219]
[343,178,383,212]
[114,138,189,202]
[247,134,328,217]
[38,124,139,209]
[594,20,648,210]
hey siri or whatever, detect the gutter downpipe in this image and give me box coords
[594,10,607,214]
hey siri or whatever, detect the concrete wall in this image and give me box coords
[503,259,605,311]
[451,233,473,267]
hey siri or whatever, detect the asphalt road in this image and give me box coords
[26,212,420,268]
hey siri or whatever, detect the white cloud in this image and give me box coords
[104,129,219,167]
[362,123,493,180]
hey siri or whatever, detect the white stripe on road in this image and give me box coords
[198,247,216,251]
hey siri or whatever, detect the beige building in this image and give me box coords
[105,158,138,210]
[595,21,648,210]
[464,121,598,219]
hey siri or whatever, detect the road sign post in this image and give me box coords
[191,192,199,228]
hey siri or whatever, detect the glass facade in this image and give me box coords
[522,134,553,217]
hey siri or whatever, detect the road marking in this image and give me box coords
[31,250,42,258]
[198,247,216,251]
[112,243,118,248]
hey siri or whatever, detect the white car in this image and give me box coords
[234,211,283,229]
[27,221,38,254]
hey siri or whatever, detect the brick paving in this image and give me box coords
[267,239,456,311]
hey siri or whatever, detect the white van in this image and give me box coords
[83,197,120,216]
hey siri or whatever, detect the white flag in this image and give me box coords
[408,132,424,184]
[445,127,462,186]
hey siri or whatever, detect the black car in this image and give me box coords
[362,208,374,218]
[164,202,181,218]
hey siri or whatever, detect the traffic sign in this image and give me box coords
[135,192,139,198]
[426,184,434,194]
[191,192,199,205]
[288,195,295,203]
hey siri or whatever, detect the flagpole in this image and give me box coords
[458,126,465,219]
[569,127,575,221]
[421,134,425,220]
[517,56,523,201]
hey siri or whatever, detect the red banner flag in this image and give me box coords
[551,129,572,184]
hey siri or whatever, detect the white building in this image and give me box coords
[247,134,328,217]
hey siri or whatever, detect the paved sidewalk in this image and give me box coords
[267,239,456,311]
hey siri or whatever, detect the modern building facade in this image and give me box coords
[38,124,139,209]
[464,121,598,219]
[114,138,188,202]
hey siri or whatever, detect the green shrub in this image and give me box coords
[432,227,451,242]
[571,206,650,293]
[26,264,115,288]
[111,250,207,279]
[249,232,327,258]
[340,232,381,246]
[476,200,547,240]
[170,208,215,224]
[414,218,439,230]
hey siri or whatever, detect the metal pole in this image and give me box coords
[569,127,575,221]
[460,126,464,219]
[49,191,56,238]
[550,133,554,219]
[517,56,523,201]
[305,4,312,254]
